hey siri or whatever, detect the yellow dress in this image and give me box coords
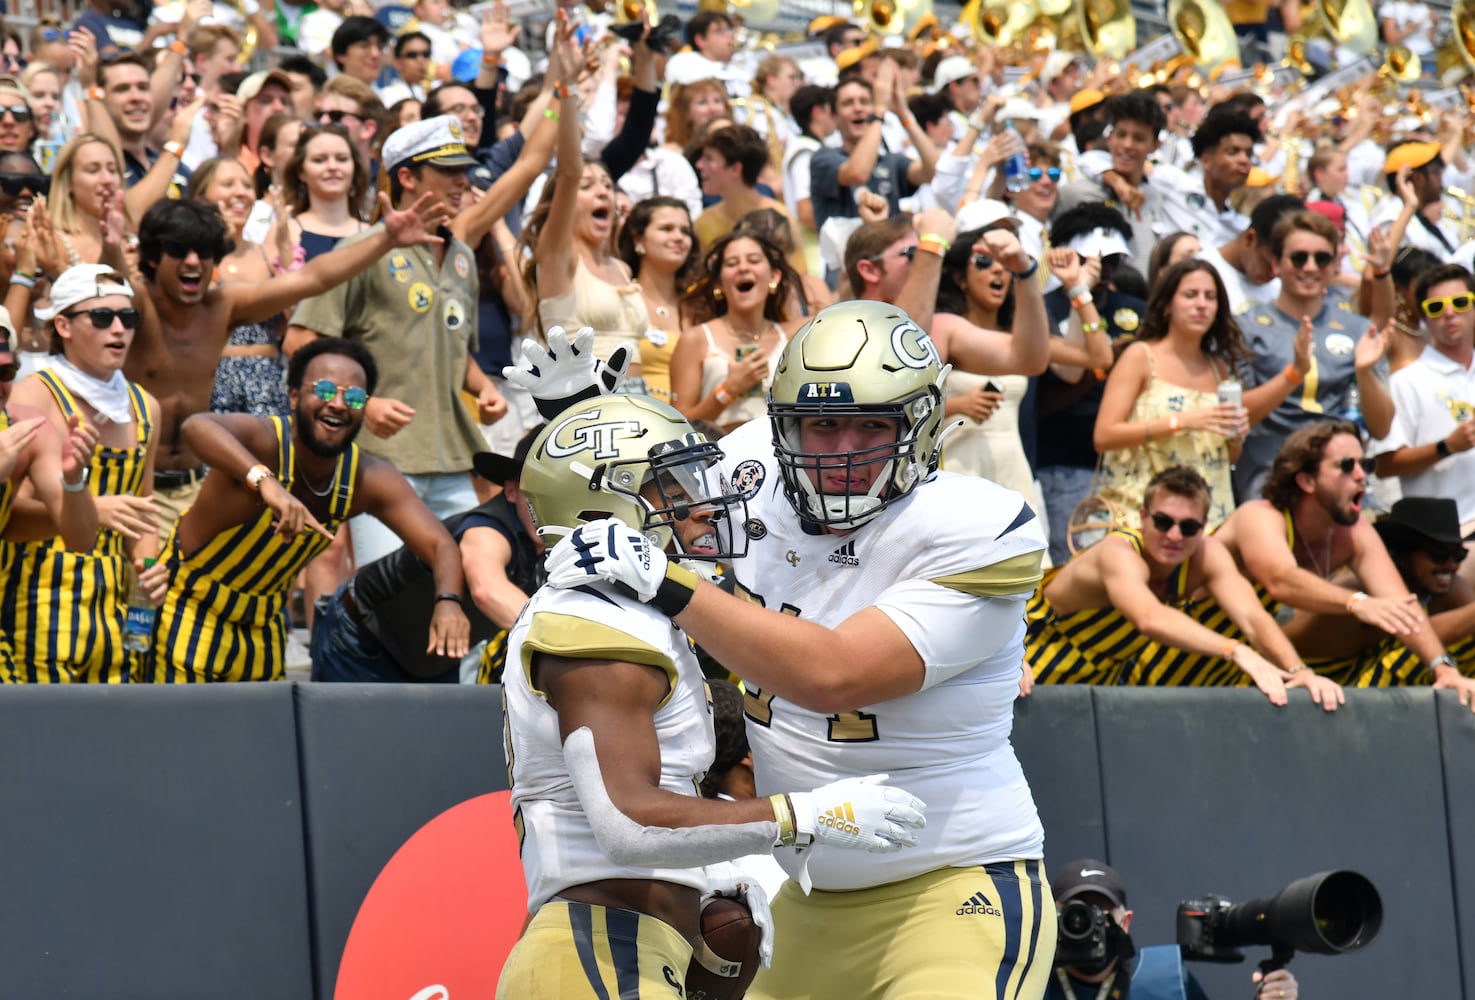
[1097,350,1235,531]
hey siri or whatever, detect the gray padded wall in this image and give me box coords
[1012,686,1109,870]
[0,685,313,1000]
[293,684,509,1000]
[1091,687,1460,998]
[1440,694,1475,1000]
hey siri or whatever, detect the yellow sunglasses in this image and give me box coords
[1421,293,1475,318]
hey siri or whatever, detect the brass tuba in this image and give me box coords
[732,0,782,26]
[1435,0,1475,85]
[232,0,258,65]
[962,0,1039,48]
[1167,0,1240,70]
[1077,0,1136,60]
[1315,0,1380,56]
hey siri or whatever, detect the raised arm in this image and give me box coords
[227,192,450,324]
[451,96,559,247]
[836,60,894,188]
[126,93,205,223]
[533,18,585,302]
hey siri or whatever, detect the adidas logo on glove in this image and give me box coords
[818,803,861,836]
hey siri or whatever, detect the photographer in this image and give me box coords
[1049,860,1299,1000]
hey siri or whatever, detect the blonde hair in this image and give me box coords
[50,134,127,235]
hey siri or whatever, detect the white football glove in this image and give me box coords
[545,517,702,616]
[501,325,633,420]
[703,860,775,969]
[788,774,926,854]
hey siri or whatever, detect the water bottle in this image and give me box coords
[123,558,158,653]
[1003,123,1031,193]
[1340,384,1365,435]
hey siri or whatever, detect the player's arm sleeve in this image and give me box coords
[874,495,1045,689]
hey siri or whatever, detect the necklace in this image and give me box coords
[727,321,767,343]
[297,462,337,499]
[1293,516,1333,579]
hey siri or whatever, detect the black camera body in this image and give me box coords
[1053,899,1111,969]
[1177,871,1382,969]
[611,14,683,54]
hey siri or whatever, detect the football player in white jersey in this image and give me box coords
[497,392,927,999]
[544,300,1057,999]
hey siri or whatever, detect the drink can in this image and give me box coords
[1217,379,1243,440]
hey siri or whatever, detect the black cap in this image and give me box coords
[1052,859,1128,909]
[472,423,544,484]
[1374,496,1475,549]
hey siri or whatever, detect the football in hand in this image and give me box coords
[684,895,761,1000]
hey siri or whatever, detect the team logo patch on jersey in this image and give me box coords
[956,891,1002,917]
[389,254,413,283]
[408,282,434,313]
[744,517,767,540]
[454,253,470,279]
[1325,333,1355,357]
[827,539,860,566]
[731,459,766,499]
[785,549,800,566]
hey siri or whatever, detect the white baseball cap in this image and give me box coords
[381,114,480,172]
[1040,51,1081,86]
[998,97,1046,122]
[931,55,979,94]
[34,264,133,322]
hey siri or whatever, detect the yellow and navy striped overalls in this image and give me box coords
[0,372,151,683]
[1026,528,1192,686]
[151,416,358,682]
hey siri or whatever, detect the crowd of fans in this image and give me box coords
[0,0,1470,694]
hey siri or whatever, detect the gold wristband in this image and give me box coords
[770,794,796,846]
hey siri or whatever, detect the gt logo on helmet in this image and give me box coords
[544,411,645,460]
[890,319,940,371]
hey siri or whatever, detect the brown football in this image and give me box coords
[684,895,761,1000]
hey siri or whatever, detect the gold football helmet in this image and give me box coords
[519,394,747,562]
[768,300,948,529]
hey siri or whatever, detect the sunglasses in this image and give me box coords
[64,307,140,330]
[161,240,215,261]
[401,49,431,59]
[312,378,369,410]
[0,360,17,383]
[971,252,996,271]
[1027,167,1061,183]
[318,109,361,124]
[1333,456,1376,476]
[0,104,31,123]
[39,28,64,43]
[0,172,47,196]
[873,245,916,263]
[1287,250,1334,269]
[1420,293,1475,318]
[1422,545,1469,566]
[1149,511,1204,537]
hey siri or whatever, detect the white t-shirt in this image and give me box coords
[1377,0,1436,55]
[1196,242,1279,316]
[1368,343,1475,523]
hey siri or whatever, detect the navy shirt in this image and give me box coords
[808,147,918,231]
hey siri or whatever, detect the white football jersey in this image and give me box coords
[719,417,1047,891]
[505,583,716,911]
